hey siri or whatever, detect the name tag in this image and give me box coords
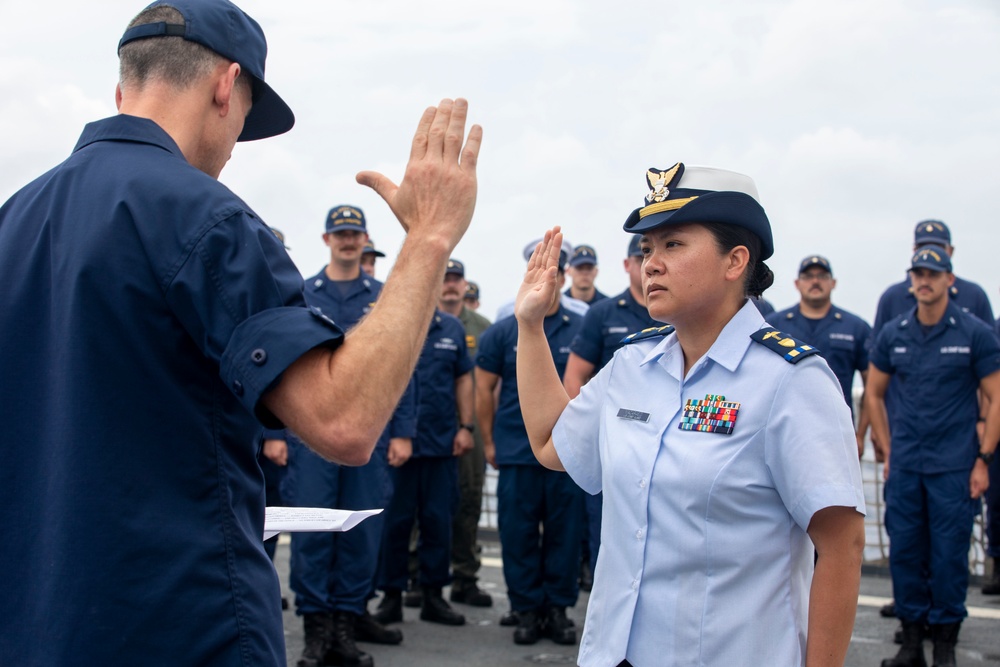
[617,408,650,423]
[940,346,970,354]
[607,326,629,334]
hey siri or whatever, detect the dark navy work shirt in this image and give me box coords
[771,304,872,409]
[870,302,1000,474]
[0,115,344,665]
[477,306,582,466]
[302,269,418,443]
[570,288,659,370]
[413,311,474,457]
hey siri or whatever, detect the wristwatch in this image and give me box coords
[460,423,476,434]
[979,451,995,466]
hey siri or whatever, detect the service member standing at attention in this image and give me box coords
[437,260,496,608]
[565,244,608,305]
[513,163,866,667]
[476,247,585,646]
[284,206,418,667]
[563,233,660,583]
[464,281,482,311]
[773,255,872,452]
[867,246,1000,667]
[376,297,475,626]
[0,0,483,664]
[360,238,386,278]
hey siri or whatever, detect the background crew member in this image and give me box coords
[284,206,417,667]
[376,306,474,626]
[0,0,483,662]
[564,244,608,305]
[867,245,1000,667]
[361,238,386,278]
[476,247,585,646]
[773,255,872,454]
[495,239,588,321]
[464,281,482,311]
[562,234,660,584]
[438,260,495,607]
[513,163,865,667]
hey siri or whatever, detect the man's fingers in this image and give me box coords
[356,170,398,203]
[461,124,483,171]
[426,98,454,160]
[409,106,437,162]
[443,98,469,162]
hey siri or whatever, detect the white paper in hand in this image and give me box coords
[263,507,383,541]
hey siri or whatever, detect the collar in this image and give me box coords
[641,299,762,373]
[308,270,373,293]
[898,300,961,330]
[73,115,184,158]
[786,303,840,321]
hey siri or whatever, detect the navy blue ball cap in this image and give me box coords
[909,244,952,273]
[913,219,951,246]
[623,163,773,260]
[465,281,480,300]
[569,245,598,268]
[798,255,832,275]
[445,258,465,276]
[118,0,294,142]
[325,205,367,233]
[362,239,385,258]
[523,238,572,269]
[627,234,643,257]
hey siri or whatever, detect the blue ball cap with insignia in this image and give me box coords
[523,238,572,269]
[913,219,951,247]
[623,163,773,260]
[909,244,952,273]
[325,205,367,234]
[465,281,480,300]
[627,234,643,258]
[362,239,385,257]
[445,258,465,276]
[569,245,598,268]
[798,255,832,276]
[118,0,294,142]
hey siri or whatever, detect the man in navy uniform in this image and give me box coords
[464,281,482,311]
[476,246,585,646]
[773,255,871,454]
[867,246,1000,667]
[376,300,475,626]
[564,244,608,305]
[562,234,660,585]
[438,260,495,607]
[360,238,387,278]
[0,0,482,664]
[284,206,418,667]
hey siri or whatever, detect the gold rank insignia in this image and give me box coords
[621,324,675,345]
[750,327,819,364]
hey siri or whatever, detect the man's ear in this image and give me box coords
[214,62,242,116]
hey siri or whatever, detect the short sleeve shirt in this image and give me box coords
[552,300,865,667]
[570,288,660,369]
[869,301,1000,473]
[771,304,872,408]
[413,311,474,457]
[0,116,344,665]
[477,306,582,465]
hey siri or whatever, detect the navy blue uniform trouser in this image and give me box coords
[380,456,459,591]
[497,464,584,612]
[283,436,390,616]
[886,468,980,624]
[986,455,1000,558]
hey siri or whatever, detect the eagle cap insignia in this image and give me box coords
[645,163,685,205]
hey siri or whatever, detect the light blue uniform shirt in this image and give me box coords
[552,300,865,667]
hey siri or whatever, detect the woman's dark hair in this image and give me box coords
[701,222,774,298]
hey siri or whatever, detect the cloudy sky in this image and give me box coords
[2,0,998,323]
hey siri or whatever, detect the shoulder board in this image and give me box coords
[750,327,820,364]
[621,324,675,345]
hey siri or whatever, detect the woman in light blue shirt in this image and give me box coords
[514,163,866,667]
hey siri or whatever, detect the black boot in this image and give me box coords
[420,586,465,625]
[450,581,493,607]
[881,621,928,667]
[324,611,374,667]
[983,557,1000,595]
[373,589,403,625]
[541,606,577,645]
[930,623,960,667]
[513,609,542,645]
[296,613,331,667]
[403,578,423,608]
[355,610,403,645]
